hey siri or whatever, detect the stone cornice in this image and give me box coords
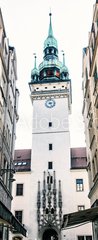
[29,78,71,85]
[30,89,70,100]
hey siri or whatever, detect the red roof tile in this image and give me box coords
[14,148,87,170]
[14,149,31,161]
[71,147,86,158]
[71,147,87,169]
[14,149,31,172]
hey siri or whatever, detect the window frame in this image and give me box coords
[49,122,52,127]
[16,183,23,196]
[78,205,85,211]
[49,143,53,150]
[15,210,23,224]
[76,179,84,192]
[48,161,53,169]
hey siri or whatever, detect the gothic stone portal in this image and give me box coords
[37,172,62,240]
[42,229,58,240]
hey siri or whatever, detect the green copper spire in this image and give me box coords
[44,12,58,51]
[34,55,37,69]
[60,51,69,77]
[63,52,65,66]
[31,54,39,80]
[48,12,53,37]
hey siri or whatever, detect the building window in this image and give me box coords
[16,184,23,196]
[49,143,52,150]
[49,122,52,127]
[77,236,92,240]
[48,162,53,169]
[78,205,85,211]
[15,211,23,223]
[76,179,84,191]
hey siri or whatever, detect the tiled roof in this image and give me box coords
[71,147,87,169]
[14,148,87,171]
[14,149,31,160]
[14,149,31,172]
[71,147,86,158]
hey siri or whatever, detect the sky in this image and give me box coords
[0,0,95,149]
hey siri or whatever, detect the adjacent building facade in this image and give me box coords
[82,0,98,239]
[0,9,26,240]
[10,149,31,240]
[11,13,92,240]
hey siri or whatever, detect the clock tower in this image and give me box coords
[29,13,72,240]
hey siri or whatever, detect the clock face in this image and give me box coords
[45,99,56,108]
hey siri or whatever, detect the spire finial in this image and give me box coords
[49,8,52,17]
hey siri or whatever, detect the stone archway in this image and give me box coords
[42,229,58,240]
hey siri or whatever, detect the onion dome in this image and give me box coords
[31,55,39,82]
